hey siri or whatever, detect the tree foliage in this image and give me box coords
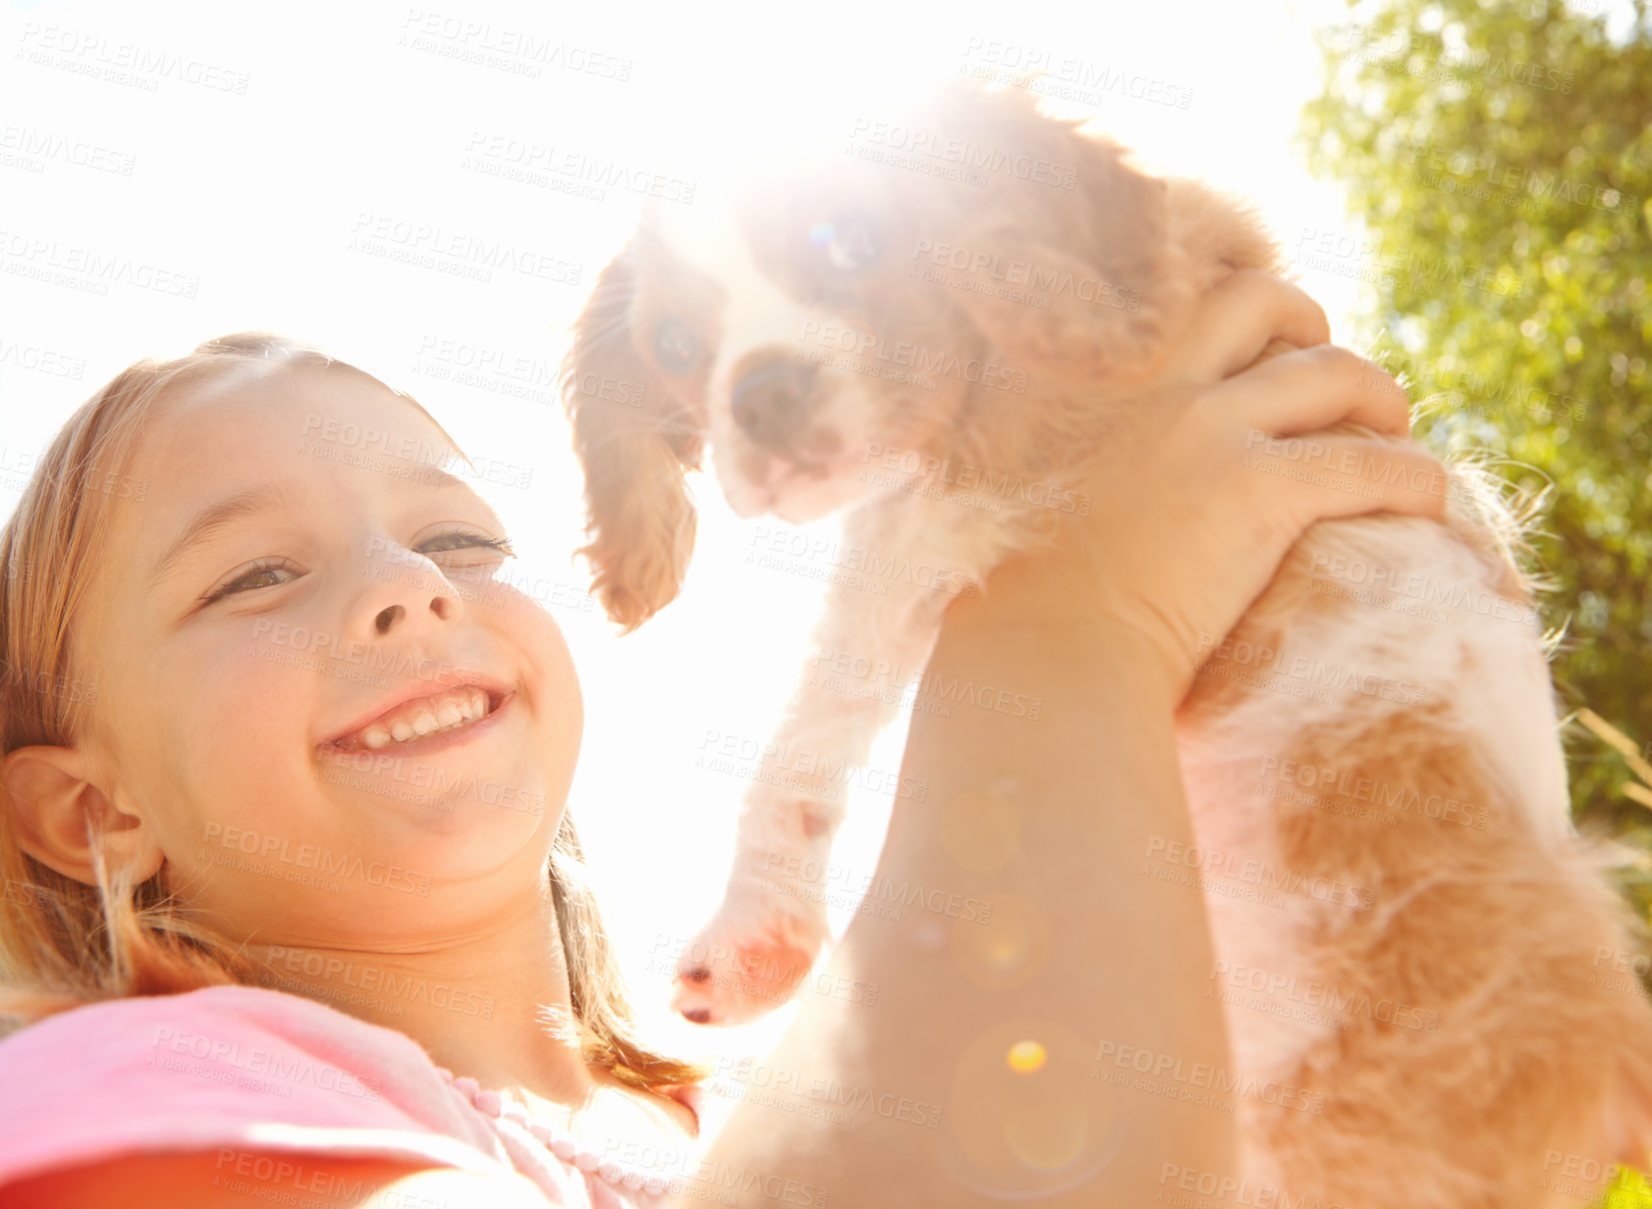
[1298,0,1652,922]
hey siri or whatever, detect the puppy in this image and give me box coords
[560,79,1652,1207]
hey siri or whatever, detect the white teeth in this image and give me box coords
[340,687,494,751]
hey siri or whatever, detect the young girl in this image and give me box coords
[0,269,1444,1207]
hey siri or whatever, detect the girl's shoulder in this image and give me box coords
[0,984,706,1206]
[0,984,516,1195]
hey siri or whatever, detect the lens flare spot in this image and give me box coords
[1003,1096,1088,1170]
[940,1019,1123,1197]
[1006,1040,1046,1074]
[951,892,1050,991]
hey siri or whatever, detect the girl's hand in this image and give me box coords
[1043,268,1449,699]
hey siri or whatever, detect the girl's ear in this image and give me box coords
[922,82,1193,385]
[560,247,704,632]
[2,745,162,887]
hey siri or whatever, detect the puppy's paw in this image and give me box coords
[670,908,824,1027]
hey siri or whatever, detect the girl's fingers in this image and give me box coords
[1173,269,1332,382]
[1243,435,1450,524]
[1211,343,1414,438]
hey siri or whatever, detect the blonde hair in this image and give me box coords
[0,332,704,1091]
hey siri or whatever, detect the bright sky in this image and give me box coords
[0,0,1542,1058]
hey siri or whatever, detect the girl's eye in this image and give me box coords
[199,556,293,605]
[197,531,516,606]
[416,531,515,561]
[415,531,516,585]
[416,535,512,581]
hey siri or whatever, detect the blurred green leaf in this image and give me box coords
[1298,0,1652,923]
[1603,1163,1652,1207]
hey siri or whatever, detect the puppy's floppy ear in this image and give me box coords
[924,82,1193,384]
[560,246,702,632]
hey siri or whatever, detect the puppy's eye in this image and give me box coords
[653,317,700,375]
[809,215,881,273]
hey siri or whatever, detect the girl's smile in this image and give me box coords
[319,685,518,761]
[318,680,513,754]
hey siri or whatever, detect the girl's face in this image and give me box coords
[72,360,582,949]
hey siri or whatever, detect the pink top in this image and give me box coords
[0,984,712,1206]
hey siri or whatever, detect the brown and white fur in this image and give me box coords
[559,80,1652,1207]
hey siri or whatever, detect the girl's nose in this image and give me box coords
[354,542,464,639]
[371,597,455,635]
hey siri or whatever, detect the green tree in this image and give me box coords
[1298,0,1652,927]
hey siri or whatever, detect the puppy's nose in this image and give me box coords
[730,358,817,454]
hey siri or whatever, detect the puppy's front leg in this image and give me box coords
[671,511,979,1025]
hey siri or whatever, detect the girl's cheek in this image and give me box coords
[202,654,287,746]
[495,591,572,672]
